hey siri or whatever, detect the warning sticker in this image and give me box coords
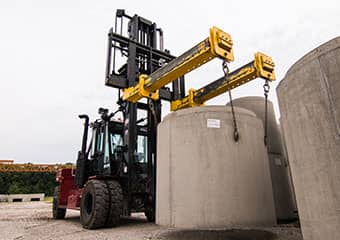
[207,119,221,128]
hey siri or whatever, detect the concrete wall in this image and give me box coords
[230,97,297,221]
[0,195,8,202]
[0,194,45,202]
[156,106,276,228]
[277,37,340,240]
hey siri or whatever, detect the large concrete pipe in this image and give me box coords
[156,106,276,228]
[277,37,340,240]
[230,97,297,221]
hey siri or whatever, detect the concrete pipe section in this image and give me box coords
[230,97,297,221]
[277,37,340,240]
[156,106,276,228]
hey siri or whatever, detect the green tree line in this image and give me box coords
[0,172,56,196]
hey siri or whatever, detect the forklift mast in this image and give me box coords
[105,10,184,214]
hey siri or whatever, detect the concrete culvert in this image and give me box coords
[229,97,297,221]
[156,106,276,228]
[277,36,340,240]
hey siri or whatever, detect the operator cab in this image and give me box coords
[87,117,124,176]
[76,108,151,192]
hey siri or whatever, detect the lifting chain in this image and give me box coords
[263,80,270,146]
[223,61,239,142]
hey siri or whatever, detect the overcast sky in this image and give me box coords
[0,0,339,164]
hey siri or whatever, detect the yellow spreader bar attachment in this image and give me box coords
[170,52,275,111]
[123,26,234,102]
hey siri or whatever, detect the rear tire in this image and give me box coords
[105,180,123,227]
[52,186,66,219]
[80,180,110,229]
[145,205,155,222]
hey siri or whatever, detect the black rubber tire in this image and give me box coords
[52,186,66,219]
[80,180,110,229]
[105,180,123,227]
[144,205,155,222]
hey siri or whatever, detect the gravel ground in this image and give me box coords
[0,202,302,240]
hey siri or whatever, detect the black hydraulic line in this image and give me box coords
[179,76,185,98]
[172,79,180,100]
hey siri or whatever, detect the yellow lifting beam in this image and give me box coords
[170,52,276,111]
[122,26,234,102]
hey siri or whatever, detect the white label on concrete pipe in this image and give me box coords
[207,119,221,128]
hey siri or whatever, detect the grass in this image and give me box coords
[44,196,53,203]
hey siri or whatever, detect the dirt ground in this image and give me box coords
[0,202,302,240]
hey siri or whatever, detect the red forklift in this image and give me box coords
[52,10,185,229]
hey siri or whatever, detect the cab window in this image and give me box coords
[90,129,97,157]
[110,133,123,155]
[135,135,148,163]
[90,127,104,157]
